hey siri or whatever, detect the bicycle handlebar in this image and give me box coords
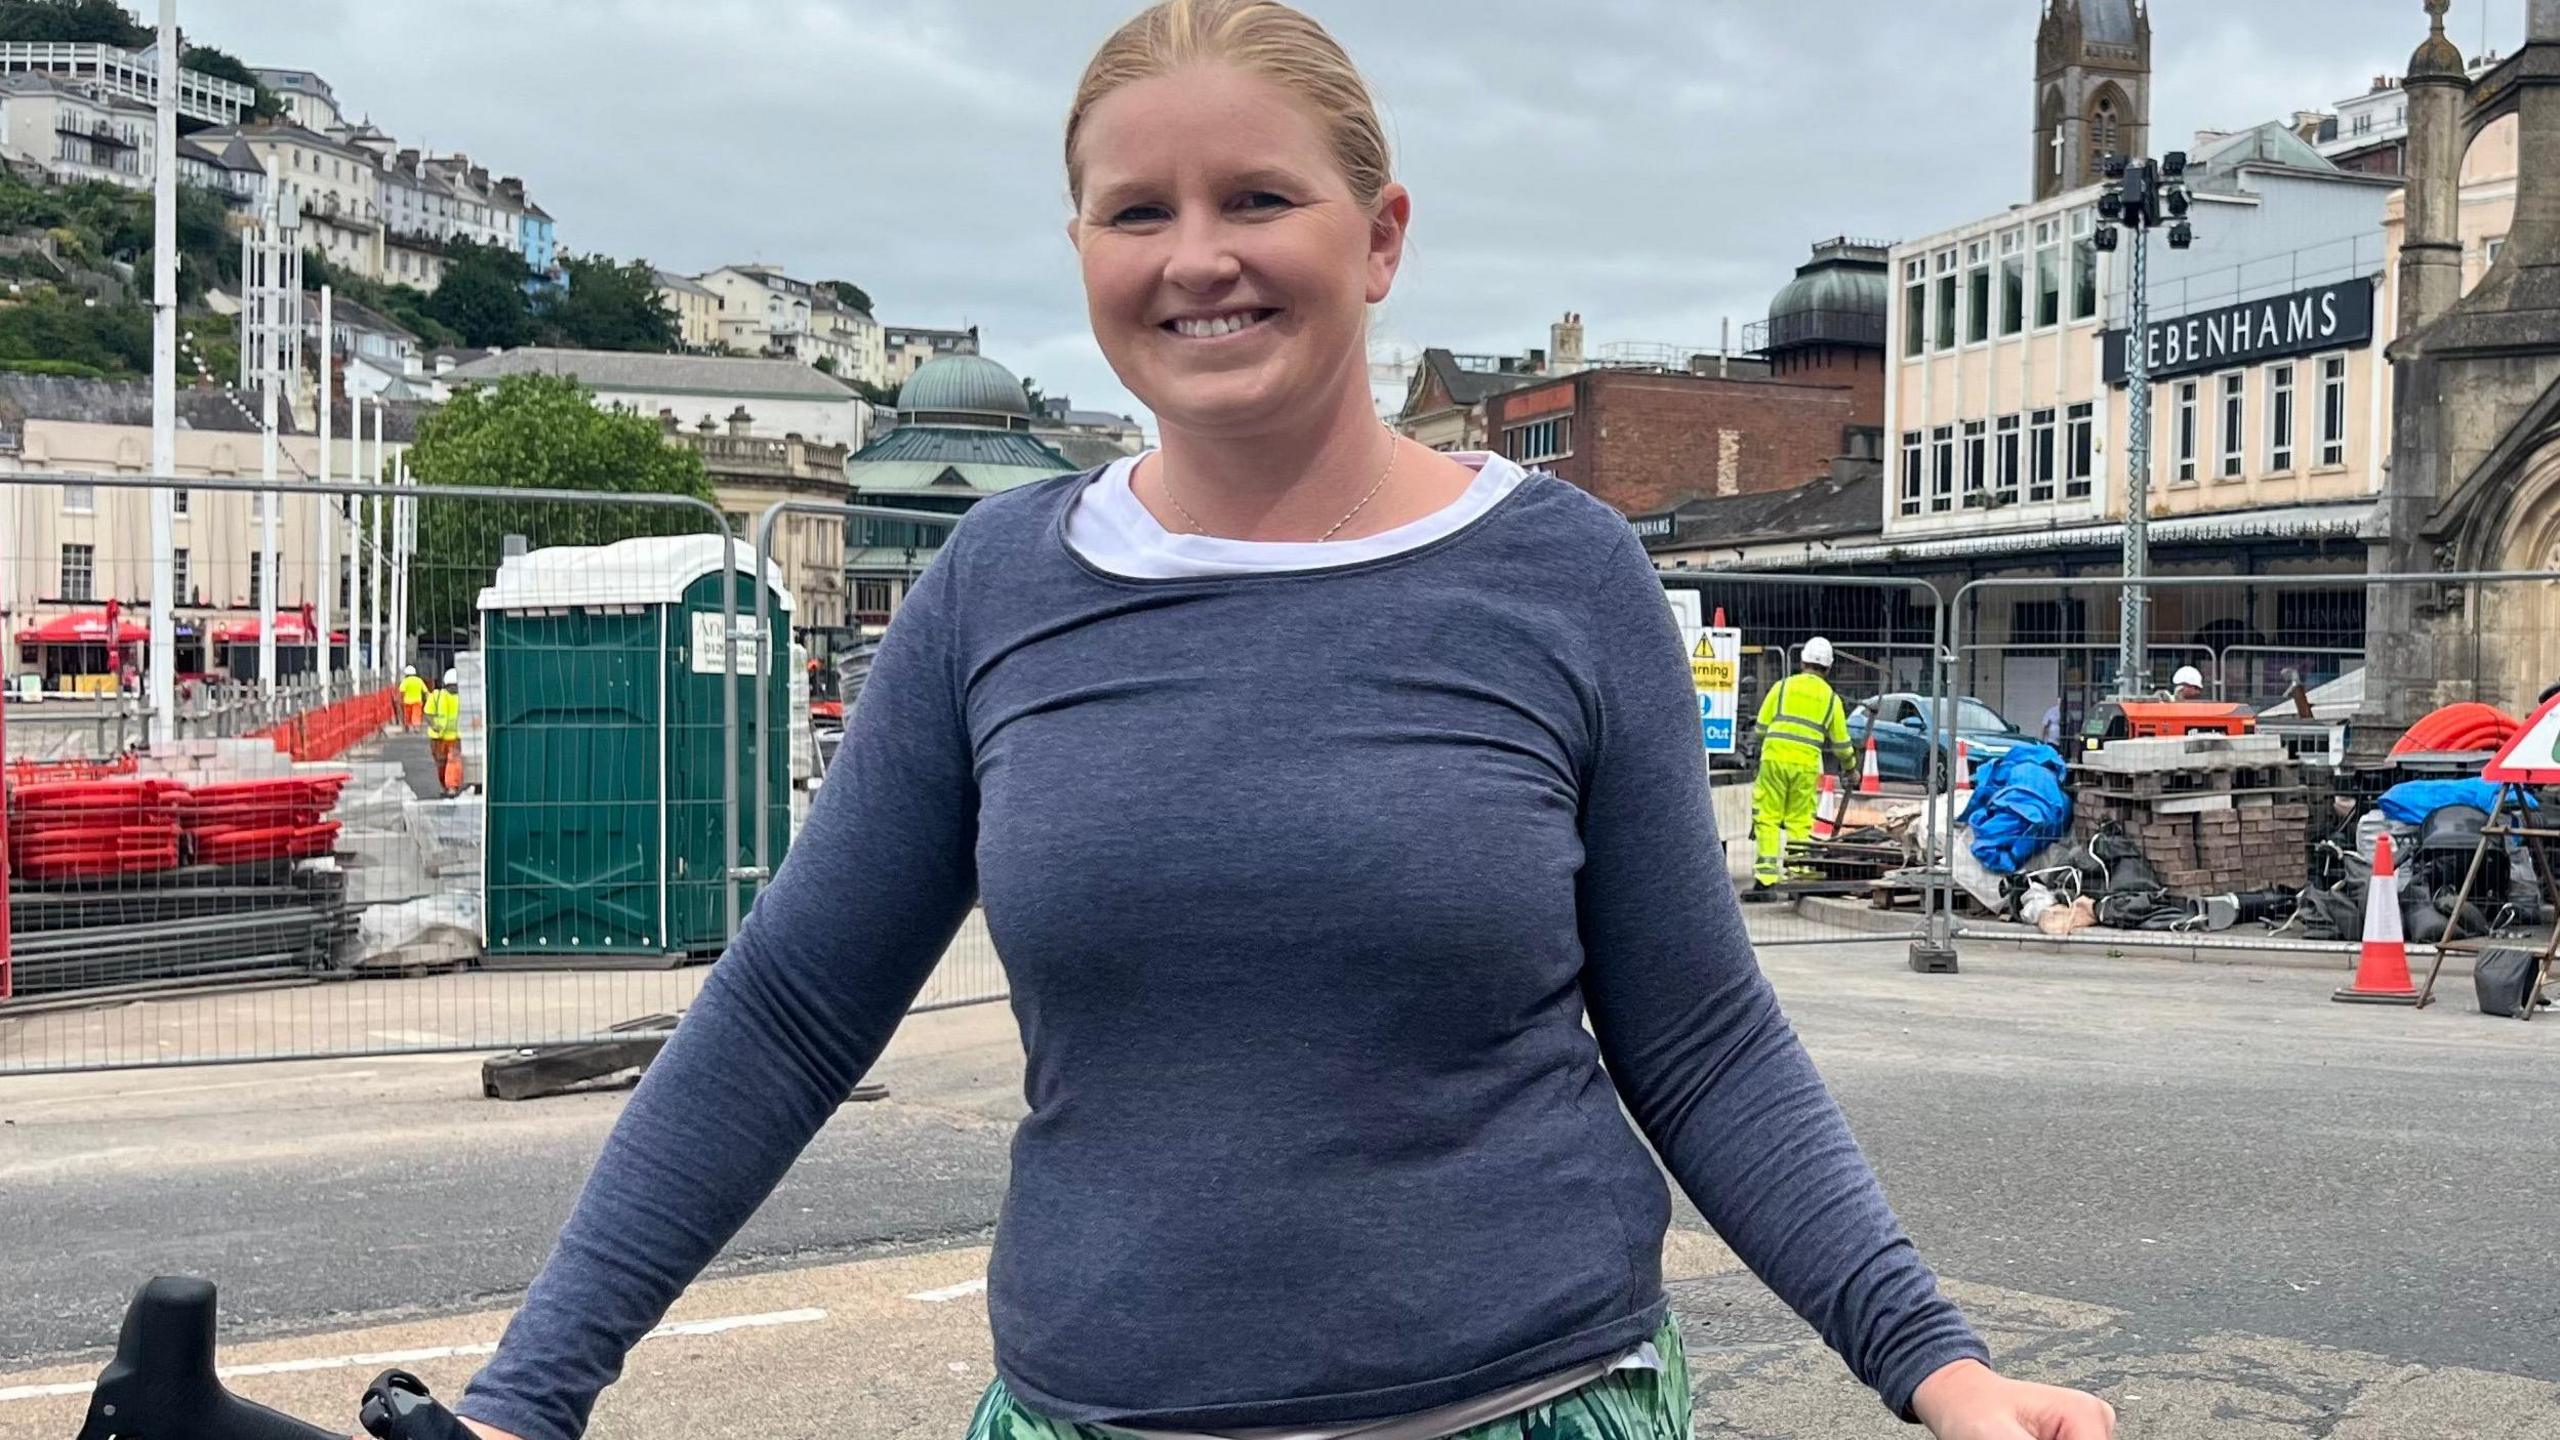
[76,1277,475,1440]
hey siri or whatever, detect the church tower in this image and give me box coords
[2034,0,2153,199]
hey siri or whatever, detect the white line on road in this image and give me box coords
[0,1307,828,1405]
[906,1276,988,1303]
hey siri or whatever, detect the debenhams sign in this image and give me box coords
[2101,278,2374,387]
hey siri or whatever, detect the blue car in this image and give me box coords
[1845,693,2028,784]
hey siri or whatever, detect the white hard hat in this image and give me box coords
[443,669,459,686]
[2172,665,2205,689]
[1802,636,1834,669]
[404,664,417,676]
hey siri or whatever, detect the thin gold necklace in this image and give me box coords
[1158,431,1401,542]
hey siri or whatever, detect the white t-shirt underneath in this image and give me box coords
[1059,447,1659,1440]
[1064,450,1531,578]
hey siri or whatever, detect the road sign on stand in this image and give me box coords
[2485,693,2560,784]
[1693,627,1741,754]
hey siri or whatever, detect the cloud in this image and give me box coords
[186,0,2532,437]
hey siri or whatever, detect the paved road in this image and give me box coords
[5,941,2558,1437]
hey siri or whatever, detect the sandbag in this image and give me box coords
[2474,947,2545,1018]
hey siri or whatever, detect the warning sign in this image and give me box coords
[2485,693,2560,784]
[1693,627,1741,754]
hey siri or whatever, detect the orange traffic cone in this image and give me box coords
[1859,734,1884,795]
[1811,770,1843,841]
[1953,738,1974,796]
[2335,832,2419,1005]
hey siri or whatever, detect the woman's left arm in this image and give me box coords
[1572,533,2111,1439]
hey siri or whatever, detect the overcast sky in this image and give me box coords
[185,0,2529,434]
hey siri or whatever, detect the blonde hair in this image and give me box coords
[1065,0,1391,210]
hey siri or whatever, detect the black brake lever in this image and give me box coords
[358,1370,478,1440]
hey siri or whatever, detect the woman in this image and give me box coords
[452,4,2115,1438]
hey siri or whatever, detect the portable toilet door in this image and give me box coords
[661,559,793,954]
[475,535,793,965]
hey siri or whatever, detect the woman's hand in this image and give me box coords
[1911,1358,2115,1439]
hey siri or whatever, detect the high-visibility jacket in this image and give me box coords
[399,675,428,706]
[424,688,461,741]
[1755,671,1850,766]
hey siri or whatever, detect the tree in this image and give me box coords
[845,376,898,407]
[535,252,680,352]
[823,279,873,315]
[812,354,839,376]
[422,240,534,348]
[405,373,718,638]
[181,44,283,118]
[0,0,148,45]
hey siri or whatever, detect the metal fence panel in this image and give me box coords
[0,474,804,1074]
[1660,572,1945,952]
[1940,569,2560,960]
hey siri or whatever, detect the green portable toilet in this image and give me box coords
[474,534,792,964]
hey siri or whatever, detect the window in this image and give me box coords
[338,555,352,610]
[2090,97,2121,170]
[2029,408,2058,502]
[64,482,94,513]
[2173,379,2200,483]
[854,577,895,616]
[172,548,189,605]
[1902,259,1927,358]
[1998,232,2026,336]
[248,553,262,607]
[1965,241,1991,344]
[172,488,187,516]
[1933,249,1958,351]
[2319,355,2349,467]
[2487,235,2508,266]
[1995,414,2022,505]
[2353,112,2373,135]
[1961,419,1988,506]
[1899,430,1924,516]
[1929,425,1956,513]
[2065,402,2095,499]
[2268,363,2296,472]
[1504,415,1572,464]
[2035,238,2061,328]
[60,543,94,602]
[2218,372,2246,480]
[2070,209,2098,321]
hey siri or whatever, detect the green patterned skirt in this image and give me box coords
[963,1320,1692,1440]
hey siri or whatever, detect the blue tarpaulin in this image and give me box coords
[1966,743,2074,874]
[2376,778,2532,825]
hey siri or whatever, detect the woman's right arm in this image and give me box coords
[452,550,982,1440]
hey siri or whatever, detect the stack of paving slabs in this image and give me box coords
[2077,734,2309,892]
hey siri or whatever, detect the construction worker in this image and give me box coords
[2166,665,2207,702]
[398,664,428,729]
[1752,637,1855,892]
[425,668,464,798]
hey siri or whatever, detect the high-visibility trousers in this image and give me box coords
[1752,745,1823,886]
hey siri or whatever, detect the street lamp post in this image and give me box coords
[2094,151,2198,699]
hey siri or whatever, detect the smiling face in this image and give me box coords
[1070,62,1407,440]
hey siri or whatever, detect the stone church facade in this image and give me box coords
[2368,0,2560,737]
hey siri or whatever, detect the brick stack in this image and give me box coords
[2077,734,2310,892]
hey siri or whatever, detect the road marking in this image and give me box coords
[906,1277,988,1303]
[3,1071,382,1111]
[0,1307,827,1405]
